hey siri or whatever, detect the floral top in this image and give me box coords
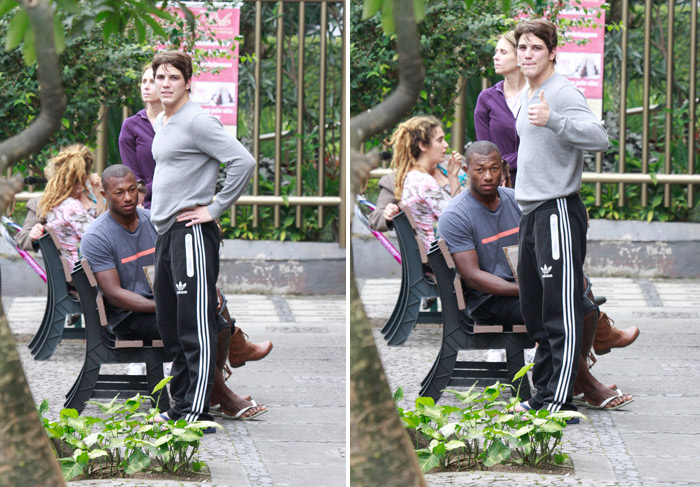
[401,170,451,252]
[45,197,96,268]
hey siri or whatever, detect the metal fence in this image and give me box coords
[14,0,346,246]
[367,0,699,215]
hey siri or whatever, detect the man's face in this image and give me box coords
[104,174,138,217]
[467,151,502,199]
[517,33,555,80]
[155,63,190,108]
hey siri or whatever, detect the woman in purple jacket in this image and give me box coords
[118,65,163,209]
[474,31,527,187]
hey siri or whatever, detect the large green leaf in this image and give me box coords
[482,439,510,467]
[417,451,442,473]
[124,448,151,474]
[363,0,382,19]
[0,0,17,19]
[60,460,84,482]
[53,13,66,55]
[54,0,80,14]
[5,8,28,51]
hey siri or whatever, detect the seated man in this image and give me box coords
[81,164,268,420]
[438,141,638,410]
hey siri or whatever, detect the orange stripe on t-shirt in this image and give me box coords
[120,247,155,264]
[481,227,519,245]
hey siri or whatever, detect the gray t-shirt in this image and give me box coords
[81,208,157,328]
[151,100,256,234]
[438,187,522,314]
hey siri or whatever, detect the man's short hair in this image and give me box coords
[514,18,558,64]
[151,50,193,91]
[102,164,135,190]
[465,141,501,165]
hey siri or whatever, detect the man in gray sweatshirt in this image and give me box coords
[150,50,255,427]
[512,19,609,416]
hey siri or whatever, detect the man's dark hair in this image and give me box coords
[465,141,501,165]
[102,164,135,191]
[514,18,558,65]
[151,50,193,92]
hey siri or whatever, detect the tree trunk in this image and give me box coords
[0,1,68,485]
[349,0,426,482]
[0,0,66,172]
[0,300,66,487]
[349,254,427,486]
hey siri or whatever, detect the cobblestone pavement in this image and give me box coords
[359,277,700,487]
[3,293,346,487]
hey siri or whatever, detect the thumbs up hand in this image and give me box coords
[527,90,550,126]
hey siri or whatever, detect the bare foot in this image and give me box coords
[220,393,267,419]
[574,383,617,397]
[581,387,633,409]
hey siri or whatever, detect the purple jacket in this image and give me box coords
[118,109,156,208]
[473,81,520,183]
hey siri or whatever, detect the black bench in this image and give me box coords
[419,239,535,402]
[381,208,441,346]
[28,229,84,361]
[65,258,170,414]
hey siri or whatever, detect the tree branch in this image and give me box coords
[349,0,424,150]
[0,0,67,173]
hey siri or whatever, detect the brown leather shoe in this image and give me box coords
[228,327,273,368]
[593,311,640,355]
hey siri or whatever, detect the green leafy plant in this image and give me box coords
[38,377,217,481]
[395,365,583,473]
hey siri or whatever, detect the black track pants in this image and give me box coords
[154,221,219,422]
[517,195,587,412]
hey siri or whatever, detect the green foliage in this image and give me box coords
[396,369,581,473]
[37,378,217,481]
[351,0,606,151]
[0,15,153,175]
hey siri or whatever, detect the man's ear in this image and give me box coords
[549,48,557,62]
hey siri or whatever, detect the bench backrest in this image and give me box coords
[74,258,163,348]
[432,239,526,334]
[45,227,74,284]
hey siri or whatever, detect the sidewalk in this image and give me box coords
[4,292,346,487]
[359,277,700,487]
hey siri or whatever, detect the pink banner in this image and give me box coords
[554,0,606,118]
[172,5,241,132]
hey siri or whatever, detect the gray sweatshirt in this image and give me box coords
[514,73,608,214]
[150,101,255,234]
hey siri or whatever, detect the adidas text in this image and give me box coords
[176,281,188,294]
[540,265,553,279]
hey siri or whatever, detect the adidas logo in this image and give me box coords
[176,281,188,294]
[540,264,553,279]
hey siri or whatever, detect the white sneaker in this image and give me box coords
[485,349,506,362]
[127,363,146,375]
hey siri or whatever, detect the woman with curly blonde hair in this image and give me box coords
[38,144,103,267]
[388,115,463,251]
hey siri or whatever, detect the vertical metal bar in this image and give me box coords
[339,0,346,248]
[317,1,328,228]
[253,1,262,227]
[274,1,285,227]
[664,0,674,207]
[641,0,652,207]
[451,76,466,155]
[96,104,108,175]
[595,152,602,206]
[618,0,629,206]
[296,2,306,228]
[688,0,698,208]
